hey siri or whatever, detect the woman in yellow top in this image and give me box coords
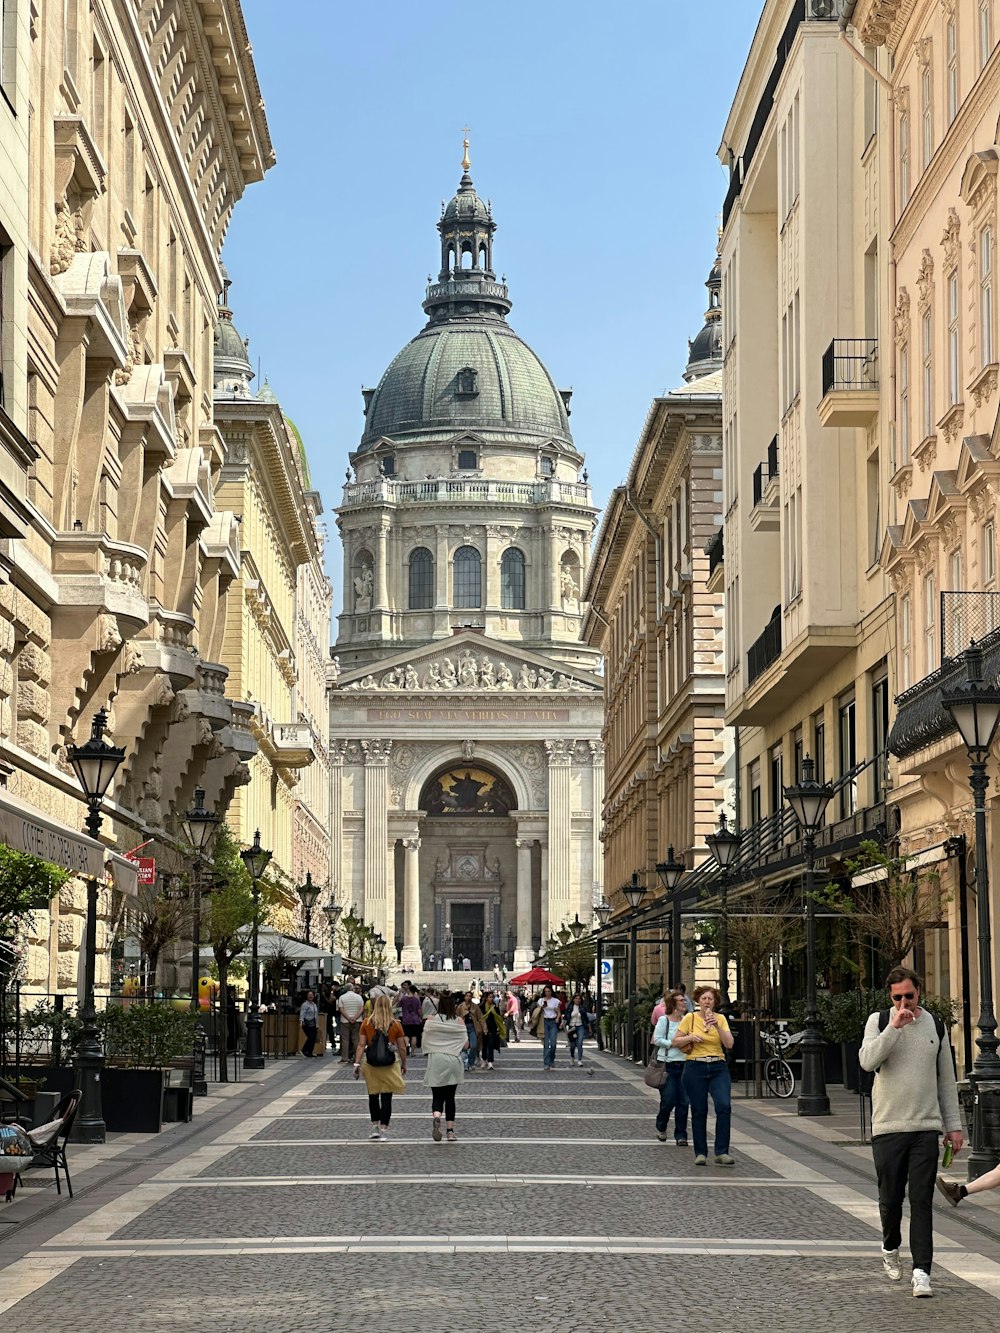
[673,985,735,1166]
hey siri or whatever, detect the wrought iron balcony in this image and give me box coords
[819,338,879,427]
[747,608,782,686]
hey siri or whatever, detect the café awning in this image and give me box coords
[0,788,104,878]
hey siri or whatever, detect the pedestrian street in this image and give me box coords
[4,1041,1000,1331]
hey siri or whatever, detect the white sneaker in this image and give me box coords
[378,1129,388,1142]
[881,1248,902,1281]
[369,1127,380,1140]
[911,1269,933,1298]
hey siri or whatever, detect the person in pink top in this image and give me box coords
[650,994,667,1028]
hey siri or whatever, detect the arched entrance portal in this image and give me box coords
[418,762,517,969]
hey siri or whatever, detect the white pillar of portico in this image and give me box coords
[514,836,535,970]
[362,738,392,937]
[400,836,422,970]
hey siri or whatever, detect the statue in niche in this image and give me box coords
[560,565,579,609]
[496,662,514,689]
[353,565,373,612]
[329,655,341,684]
[479,656,495,689]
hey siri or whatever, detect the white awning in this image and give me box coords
[0,789,104,878]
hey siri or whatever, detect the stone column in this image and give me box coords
[548,526,561,610]
[514,837,534,970]
[485,525,500,610]
[330,740,347,903]
[433,523,450,636]
[375,522,389,610]
[386,836,398,962]
[589,739,605,910]
[545,740,573,940]
[362,738,392,937]
[400,836,422,970]
[539,840,549,949]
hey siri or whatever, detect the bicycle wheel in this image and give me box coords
[765,1057,795,1098]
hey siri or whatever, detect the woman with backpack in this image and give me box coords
[423,991,469,1140]
[353,993,407,1141]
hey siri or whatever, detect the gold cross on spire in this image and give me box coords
[462,126,471,172]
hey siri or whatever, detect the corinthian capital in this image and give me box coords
[545,739,575,766]
[362,738,393,764]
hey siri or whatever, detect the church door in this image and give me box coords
[451,903,486,969]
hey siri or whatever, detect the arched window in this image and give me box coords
[408,547,433,610]
[453,545,481,608]
[501,547,526,610]
[479,243,488,269]
[461,245,473,270]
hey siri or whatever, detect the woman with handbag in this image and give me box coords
[354,993,407,1141]
[423,991,469,1141]
[566,992,587,1066]
[538,984,562,1070]
[650,989,689,1145]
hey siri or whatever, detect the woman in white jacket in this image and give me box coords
[422,991,469,1141]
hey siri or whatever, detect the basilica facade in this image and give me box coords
[329,148,604,971]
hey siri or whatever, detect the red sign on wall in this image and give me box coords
[131,856,156,887]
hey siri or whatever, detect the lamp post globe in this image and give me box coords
[942,641,1000,1177]
[67,709,125,1143]
[594,901,613,929]
[240,829,272,1071]
[569,913,586,941]
[557,922,572,947]
[784,754,834,1116]
[655,845,686,893]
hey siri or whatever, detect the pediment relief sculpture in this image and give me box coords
[341,645,599,693]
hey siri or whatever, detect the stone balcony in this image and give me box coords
[270,721,316,769]
[149,606,198,688]
[51,531,149,632]
[179,660,231,731]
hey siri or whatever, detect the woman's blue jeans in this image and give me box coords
[464,1022,478,1069]
[542,1018,560,1067]
[568,1025,585,1061]
[655,1061,689,1140]
[681,1059,731,1156]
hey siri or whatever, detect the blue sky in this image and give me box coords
[226,1,764,615]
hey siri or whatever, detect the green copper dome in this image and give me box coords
[357,157,574,454]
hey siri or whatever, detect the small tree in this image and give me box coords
[202,826,277,1081]
[545,939,596,989]
[727,887,803,1016]
[822,840,950,983]
[135,884,189,996]
[0,847,70,987]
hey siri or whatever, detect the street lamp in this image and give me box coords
[656,846,687,986]
[323,899,342,952]
[182,787,219,1096]
[623,872,646,1061]
[942,640,1000,1178]
[784,754,834,1117]
[67,708,125,1142]
[594,900,613,928]
[298,871,320,944]
[557,922,572,946]
[569,913,586,941]
[705,813,740,1010]
[240,829,272,1071]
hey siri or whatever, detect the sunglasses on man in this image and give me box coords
[891,991,916,1001]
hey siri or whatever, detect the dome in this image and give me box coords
[360,322,572,450]
[213,269,254,397]
[442,170,492,227]
[682,251,723,383]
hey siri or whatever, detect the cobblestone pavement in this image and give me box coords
[5,1041,1000,1330]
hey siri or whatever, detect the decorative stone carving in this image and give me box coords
[120,640,144,675]
[972,367,998,408]
[329,655,341,683]
[545,739,575,765]
[461,738,476,760]
[50,198,85,276]
[97,614,122,654]
[942,208,961,269]
[560,565,579,609]
[361,738,393,763]
[917,250,934,310]
[342,652,598,693]
[894,288,911,346]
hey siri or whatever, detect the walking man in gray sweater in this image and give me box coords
[859,966,963,1299]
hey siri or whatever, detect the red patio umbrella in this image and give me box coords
[507,966,564,986]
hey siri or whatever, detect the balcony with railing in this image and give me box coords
[341,477,594,510]
[270,721,316,769]
[750,435,780,532]
[706,527,724,593]
[747,608,782,686]
[818,338,879,427]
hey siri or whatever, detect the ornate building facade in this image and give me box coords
[0,0,273,991]
[583,259,730,984]
[213,284,332,921]
[329,148,604,970]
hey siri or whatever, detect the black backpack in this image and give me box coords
[366,1026,395,1067]
[858,1008,946,1098]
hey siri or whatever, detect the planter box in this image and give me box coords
[842,1039,861,1093]
[102,1068,168,1134]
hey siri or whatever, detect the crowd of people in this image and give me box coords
[298,977,601,1140]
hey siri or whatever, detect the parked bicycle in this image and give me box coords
[760,1022,804,1098]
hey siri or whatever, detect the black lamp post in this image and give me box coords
[182,787,219,1096]
[323,899,342,953]
[705,814,740,1010]
[623,872,646,1062]
[241,829,272,1071]
[594,900,613,928]
[656,845,686,984]
[557,922,572,947]
[784,755,834,1117]
[569,913,586,942]
[298,871,320,945]
[942,641,1000,1178]
[67,708,125,1143]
